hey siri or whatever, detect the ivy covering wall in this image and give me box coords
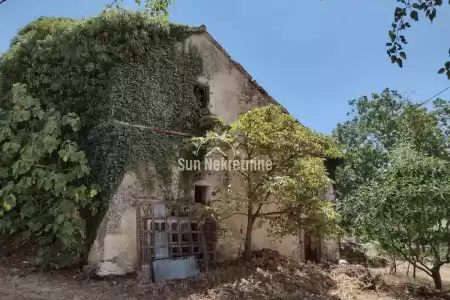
[0,10,212,263]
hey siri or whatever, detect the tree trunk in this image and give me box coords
[431,269,442,290]
[389,258,397,275]
[244,213,254,260]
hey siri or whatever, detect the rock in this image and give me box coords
[338,259,349,265]
[96,261,126,276]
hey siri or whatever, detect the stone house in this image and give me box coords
[87,25,340,279]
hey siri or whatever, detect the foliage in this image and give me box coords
[333,89,450,205]
[334,89,450,288]
[192,104,342,258]
[0,84,98,267]
[340,143,450,289]
[0,11,211,265]
[388,0,450,79]
[110,0,175,18]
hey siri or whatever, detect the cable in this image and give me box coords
[416,86,450,107]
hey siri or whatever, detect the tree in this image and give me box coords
[388,0,450,79]
[192,104,341,259]
[334,89,450,288]
[0,84,99,267]
[333,89,450,205]
[341,143,450,289]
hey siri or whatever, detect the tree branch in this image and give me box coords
[258,210,289,217]
[219,212,248,220]
[253,191,271,217]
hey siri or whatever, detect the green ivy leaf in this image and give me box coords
[410,10,419,21]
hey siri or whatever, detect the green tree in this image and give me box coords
[192,104,341,259]
[388,0,450,79]
[334,89,450,288]
[0,84,99,267]
[341,143,450,289]
[333,89,450,204]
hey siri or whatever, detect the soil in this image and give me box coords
[1,248,449,300]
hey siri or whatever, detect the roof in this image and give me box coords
[195,25,284,110]
[192,26,342,164]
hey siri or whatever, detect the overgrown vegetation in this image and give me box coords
[342,143,450,289]
[334,89,450,289]
[192,104,342,259]
[0,84,99,267]
[0,10,211,266]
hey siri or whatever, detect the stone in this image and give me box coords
[96,261,127,276]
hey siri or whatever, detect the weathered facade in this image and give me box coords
[87,26,339,277]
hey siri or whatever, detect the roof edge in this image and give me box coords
[195,25,283,110]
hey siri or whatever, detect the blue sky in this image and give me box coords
[1,0,449,134]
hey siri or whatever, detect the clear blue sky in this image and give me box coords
[1,0,449,134]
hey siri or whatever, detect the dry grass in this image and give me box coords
[370,262,450,290]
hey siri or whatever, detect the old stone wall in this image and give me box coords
[88,30,334,273]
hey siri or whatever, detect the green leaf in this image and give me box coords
[55,214,65,225]
[399,52,406,60]
[389,31,396,42]
[438,68,446,74]
[410,10,419,21]
[0,111,11,125]
[429,8,437,21]
[3,194,16,211]
[89,189,97,198]
[0,168,8,179]
[44,224,52,232]
[20,202,37,218]
[31,222,42,232]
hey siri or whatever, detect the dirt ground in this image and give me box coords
[1,250,449,300]
[370,262,450,290]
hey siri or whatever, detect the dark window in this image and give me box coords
[195,185,208,204]
[194,84,209,108]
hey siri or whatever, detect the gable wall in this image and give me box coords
[88,31,305,273]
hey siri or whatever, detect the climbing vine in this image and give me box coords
[0,10,212,265]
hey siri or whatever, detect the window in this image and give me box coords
[194,84,209,108]
[195,185,208,205]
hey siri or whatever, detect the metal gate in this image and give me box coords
[136,201,217,282]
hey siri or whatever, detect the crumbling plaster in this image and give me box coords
[88,29,338,272]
